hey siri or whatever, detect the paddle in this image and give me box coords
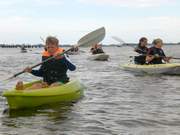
[145,55,180,60]
[169,57,180,60]
[111,36,125,46]
[112,36,146,53]
[129,54,180,60]
[40,36,45,42]
[5,27,106,81]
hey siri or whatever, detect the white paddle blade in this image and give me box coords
[77,27,105,47]
[112,36,125,45]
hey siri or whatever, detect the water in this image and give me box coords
[1,46,180,135]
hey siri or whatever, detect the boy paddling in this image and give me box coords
[16,36,76,90]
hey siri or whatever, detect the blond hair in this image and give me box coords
[45,36,59,46]
[152,38,163,45]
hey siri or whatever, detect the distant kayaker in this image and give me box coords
[90,44,104,55]
[16,36,76,90]
[146,38,172,64]
[134,37,149,65]
[70,46,79,52]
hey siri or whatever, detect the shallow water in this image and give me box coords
[1,46,180,135]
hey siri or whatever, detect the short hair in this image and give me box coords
[152,38,163,45]
[45,36,59,46]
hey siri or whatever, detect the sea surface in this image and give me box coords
[1,45,180,135]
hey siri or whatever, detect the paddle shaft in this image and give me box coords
[156,56,180,60]
[11,47,74,78]
[131,55,180,60]
[170,57,180,60]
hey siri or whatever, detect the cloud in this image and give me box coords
[34,0,64,6]
[105,16,180,43]
[0,15,180,44]
[0,0,64,7]
[0,16,104,44]
[78,0,177,7]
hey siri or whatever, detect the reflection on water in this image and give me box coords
[1,46,180,134]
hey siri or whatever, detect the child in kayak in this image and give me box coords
[134,37,149,65]
[90,44,104,54]
[146,38,172,64]
[16,36,76,90]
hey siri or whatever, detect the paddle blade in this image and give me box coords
[112,36,125,45]
[40,36,45,42]
[77,27,105,47]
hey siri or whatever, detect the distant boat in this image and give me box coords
[88,53,109,61]
[20,47,27,53]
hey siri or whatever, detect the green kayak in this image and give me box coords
[2,80,85,109]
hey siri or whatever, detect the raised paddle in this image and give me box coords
[111,36,125,46]
[5,27,106,81]
[40,36,45,42]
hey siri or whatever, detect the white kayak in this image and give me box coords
[66,50,86,55]
[121,63,180,75]
[88,53,109,61]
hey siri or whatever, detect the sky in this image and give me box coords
[0,0,180,44]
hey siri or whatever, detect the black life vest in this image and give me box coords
[148,47,166,64]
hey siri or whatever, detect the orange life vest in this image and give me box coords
[42,48,64,57]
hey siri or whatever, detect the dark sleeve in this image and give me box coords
[135,49,143,54]
[97,48,104,53]
[135,47,146,54]
[147,48,153,55]
[30,56,44,77]
[92,49,97,54]
[61,57,76,71]
[31,66,43,77]
[161,49,166,57]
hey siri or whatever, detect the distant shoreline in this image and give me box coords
[0,43,180,48]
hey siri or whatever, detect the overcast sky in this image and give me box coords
[0,0,180,44]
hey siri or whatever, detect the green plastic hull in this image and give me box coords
[2,80,84,109]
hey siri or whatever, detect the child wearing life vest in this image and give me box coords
[16,36,76,90]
